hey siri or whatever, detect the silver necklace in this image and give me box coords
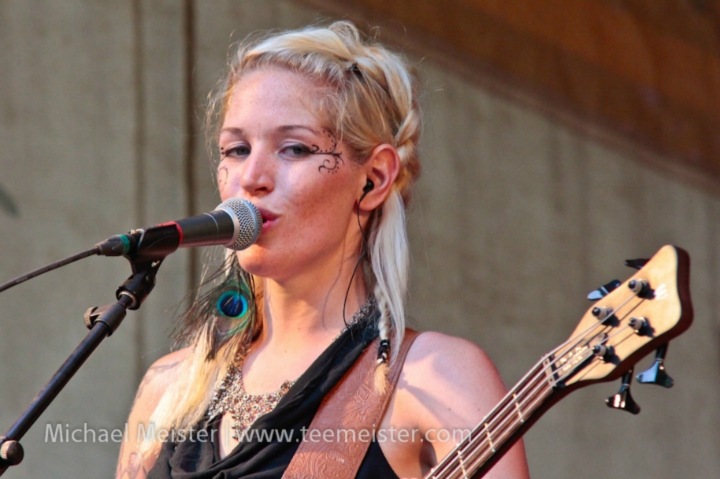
[206,299,375,440]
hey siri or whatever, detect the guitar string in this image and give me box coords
[428,354,567,478]
[432,316,641,479]
[432,311,639,479]
[430,347,595,477]
[433,344,601,479]
[429,364,554,478]
[452,354,590,479]
[430,291,646,478]
[543,291,640,360]
[428,349,563,477]
[428,359,550,476]
[432,291,643,474]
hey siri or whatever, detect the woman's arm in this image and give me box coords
[116,348,189,479]
[390,332,531,479]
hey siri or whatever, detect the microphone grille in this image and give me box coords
[215,198,262,250]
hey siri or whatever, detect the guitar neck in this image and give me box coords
[427,358,557,479]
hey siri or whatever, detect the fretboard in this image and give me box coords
[426,357,557,479]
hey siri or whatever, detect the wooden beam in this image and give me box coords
[300,0,720,185]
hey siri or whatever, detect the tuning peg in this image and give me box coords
[636,343,674,388]
[625,258,649,270]
[587,279,621,300]
[606,370,641,414]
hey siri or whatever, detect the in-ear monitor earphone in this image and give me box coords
[363,179,375,193]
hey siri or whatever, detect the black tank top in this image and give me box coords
[147,321,400,479]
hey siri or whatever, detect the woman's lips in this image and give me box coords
[256,207,279,233]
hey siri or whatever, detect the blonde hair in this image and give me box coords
[143,21,422,453]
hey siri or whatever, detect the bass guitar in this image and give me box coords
[426,244,693,478]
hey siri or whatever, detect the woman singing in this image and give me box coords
[117,21,530,479]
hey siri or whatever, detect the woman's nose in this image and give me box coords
[218,151,275,200]
[241,150,275,195]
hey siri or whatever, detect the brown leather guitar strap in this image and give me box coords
[283,329,420,479]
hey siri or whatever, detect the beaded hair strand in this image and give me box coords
[370,189,410,392]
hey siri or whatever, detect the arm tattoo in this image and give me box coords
[118,451,147,479]
[312,129,344,174]
[116,441,124,478]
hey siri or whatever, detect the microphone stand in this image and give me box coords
[0,228,179,475]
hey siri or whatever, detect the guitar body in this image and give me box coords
[426,245,693,479]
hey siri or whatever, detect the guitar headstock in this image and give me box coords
[427,246,693,479]
[551,245,692,388]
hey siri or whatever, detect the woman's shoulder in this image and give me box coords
[148,347,191,372]
[397,330,508,424]
[385,331,529,478]
[403,330,502,385]
[127,347,191,423]
[117,348,192,477]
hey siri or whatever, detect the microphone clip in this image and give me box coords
[101,226,180,310]
[96,223,181,264]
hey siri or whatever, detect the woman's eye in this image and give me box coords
[221,145,250,158]
[281,144,313,157]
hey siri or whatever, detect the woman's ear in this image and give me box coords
[358,144,400,212]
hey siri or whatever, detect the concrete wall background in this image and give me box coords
[0,1,717,477]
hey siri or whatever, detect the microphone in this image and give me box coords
[96,198,262,258]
